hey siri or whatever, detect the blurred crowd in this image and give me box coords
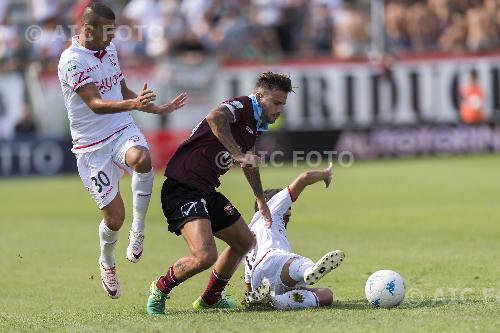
[2,0,500,73]
[385,0,500,54]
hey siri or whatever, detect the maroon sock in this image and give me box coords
[200,270,230,305]
[156,266,181,294]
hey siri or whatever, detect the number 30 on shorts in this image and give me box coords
[91,171,110,193]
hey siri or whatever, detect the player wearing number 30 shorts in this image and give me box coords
[76,124,149,210]
[57,3,187,299]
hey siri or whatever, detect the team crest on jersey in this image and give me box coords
[128,135,140,143]
[224,202,236,215]
[109,53,118,67]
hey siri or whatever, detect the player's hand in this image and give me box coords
[134,83,156,110]
[154,92,188,115]
[236,153,262,168]
[256,197,273,227]
[323,162,333,188]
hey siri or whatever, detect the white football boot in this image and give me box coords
[100,262,121,299]
[126,230,144,263]
[244,284,274,309]
[304,250,345,285]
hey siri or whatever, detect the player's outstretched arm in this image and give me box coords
[76,81,156,114]
[121,81,188,115]
[288,163,333,201]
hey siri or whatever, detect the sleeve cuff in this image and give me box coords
[72,78,93,91]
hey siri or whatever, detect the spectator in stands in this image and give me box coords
[460,69,485,124]
[122,0,185,58]
[405,3,439,52]
[465,5,497,52]
[384,1,411,54]
[428,0,452,35]
[301,2,334,56]
[332,1,369,59]
[29,0,67,71]
[438,11,467,52]
[0,8,27,74]
[0,0,9,23]
[14,106,38,139]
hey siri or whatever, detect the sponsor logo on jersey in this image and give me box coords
[97,72,123,95]
[245,126,254,134]
[99,185,114,200]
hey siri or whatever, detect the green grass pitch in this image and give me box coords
[1,155,500,332]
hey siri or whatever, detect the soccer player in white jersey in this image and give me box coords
[57,2,187,299]
[243,163,345,310]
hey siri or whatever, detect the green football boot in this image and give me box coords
[146,280,169,315]
[192,295,237,310]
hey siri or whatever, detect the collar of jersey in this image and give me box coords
[248,94,269,132]
[71,35,107,54]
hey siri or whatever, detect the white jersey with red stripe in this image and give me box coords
[244,187,294,283]
[58,36,133,153]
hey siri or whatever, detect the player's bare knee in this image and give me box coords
[126,148,151,172]
[135,151,151,172]
[104,215,124,231]
[102,209,125,230]
[316,288,334,306]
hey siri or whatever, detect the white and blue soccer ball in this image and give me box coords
[365,270,405,308]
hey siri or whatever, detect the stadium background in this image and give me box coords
[1,0,500,176]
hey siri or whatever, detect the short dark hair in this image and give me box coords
[82,2,115,26]
[255,72,293,93]
[254,188,283,212]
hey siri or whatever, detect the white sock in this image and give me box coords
[131,170,153,233]
[271,290,319,310]
[288,257,315,283]
[99,220,119,268]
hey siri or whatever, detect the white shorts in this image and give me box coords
[76,124,149,209]
[251,249,311,296]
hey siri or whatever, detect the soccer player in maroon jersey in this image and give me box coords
[146,72,294,315]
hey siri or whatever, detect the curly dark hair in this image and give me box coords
[255,72,293,93]
[254,188,283,212]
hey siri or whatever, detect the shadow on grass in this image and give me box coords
[144,298,488,317]
[330,298,487,310]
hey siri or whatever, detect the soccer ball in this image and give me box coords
[365,270,405,308]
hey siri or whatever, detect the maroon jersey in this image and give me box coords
[165,96,259,193]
